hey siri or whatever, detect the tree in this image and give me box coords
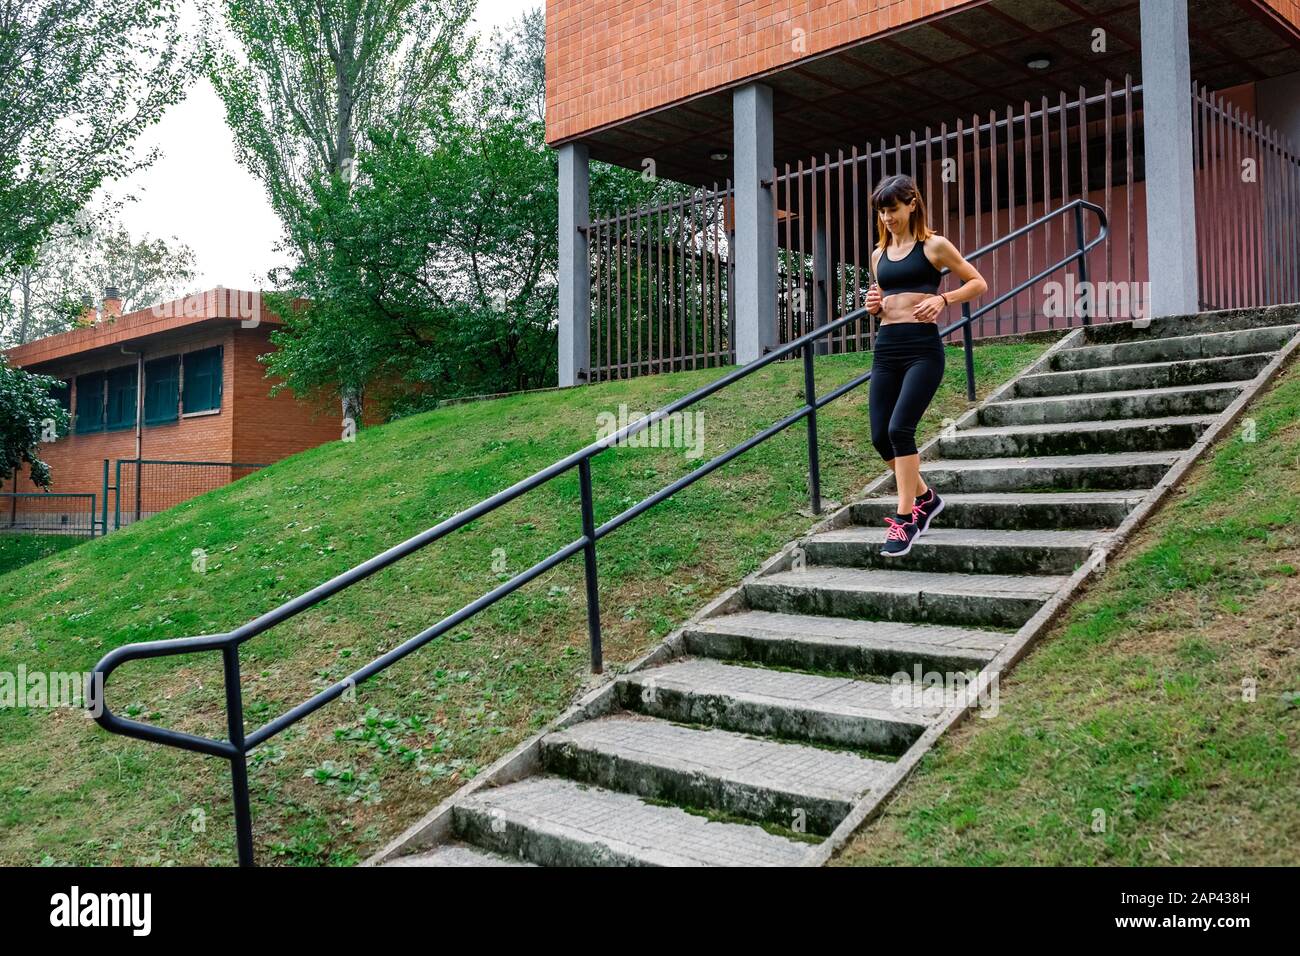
[260,9,678,414]
[0,0,194,278]
[209,0,477,224]
[0,206,197,347]
[0,359,67,489]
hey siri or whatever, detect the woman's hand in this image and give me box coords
[865,283,883,315]
[912,294,945,323]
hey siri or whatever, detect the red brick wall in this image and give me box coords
[231,325,343,464]
[8,322,344,527]
[10,327,235,500]
[545,0,977,143]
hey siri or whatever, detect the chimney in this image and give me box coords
[76,294,97,327]
[102,287,123,321]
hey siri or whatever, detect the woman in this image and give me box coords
[865,174,987,557]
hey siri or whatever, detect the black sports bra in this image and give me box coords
[875,238,943,296]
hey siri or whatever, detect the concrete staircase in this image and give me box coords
[370,304,1300,867]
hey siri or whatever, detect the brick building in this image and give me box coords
[548,0,1300,384]
[5,288,343,531]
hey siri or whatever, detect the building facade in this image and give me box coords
[5,289,344,531]
[548,0,1300,384]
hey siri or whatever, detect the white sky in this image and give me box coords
[106,0,538,292]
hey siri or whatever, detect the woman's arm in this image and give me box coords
[912,235,988,322]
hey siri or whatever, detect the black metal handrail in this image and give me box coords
[87,199,1107,865]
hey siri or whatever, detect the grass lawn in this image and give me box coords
[835,353,1300,866]
[0,534,85,577]
[0,338,1049,866]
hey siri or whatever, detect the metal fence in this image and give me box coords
[108,459,266,530]
[1193,81,1300,311]
[1,492,98,537]
[588,184,735,382]
[587,73,1300,380]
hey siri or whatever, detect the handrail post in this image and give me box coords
[802,340,822,515]
[961,304,976,402]
[578,457,603,674]
[222,644,255,866]
[1074,204,1091,326]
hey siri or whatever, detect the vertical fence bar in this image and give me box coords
[1023,100,1034,330]
[1125,78,1136,315]
[1005,105,1016,334]
[1104,80,1114,313]
[852,145,862,351]
[656,207,664,374]
[578,457,603,674]
[987,108,998,336]
[101,459,109,536]
[1078,85,1089,328]
[790,161,800,343]
[837,148,847,353]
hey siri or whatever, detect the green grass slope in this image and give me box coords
[0,340,1048,866]
[836,352,1300,866]
[0,535,84,576]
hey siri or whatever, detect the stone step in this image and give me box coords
[1080,305,1300,344]
[801,526,1107,574]
[850,490,1145,529]
[978,381,1246,427]
[938,414,1215,459]
[1053,323,1299,371]
[616,657,939,753]
[746,566,1067,629]
[1013,351,1272,397]
[903,451,1179,492]
[684,608,1007,674]
[541,713,888,835]
[453,775,813,866]
[383,842,536,867]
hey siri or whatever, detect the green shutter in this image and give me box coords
[106,365,138,431]
[144,356,180,424]
[48,380,71,437]
[182,346,223,413]
[75,372,106,434]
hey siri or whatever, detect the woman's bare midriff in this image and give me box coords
[876,291,936,325]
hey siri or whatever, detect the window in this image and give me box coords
[144,355,180,425]
[74,372,106,434]
[182,346,222,414]
[47,380,71,438]
[106,365,138,431]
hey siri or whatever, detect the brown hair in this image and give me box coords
[871,174,934,252]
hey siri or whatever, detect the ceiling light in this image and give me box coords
[1026,56,1051,70]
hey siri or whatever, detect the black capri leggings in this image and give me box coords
[868,321,946,461]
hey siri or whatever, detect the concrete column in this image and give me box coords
[558,142,590,386]
[732,83,777,363]
[1139,0,1199,317]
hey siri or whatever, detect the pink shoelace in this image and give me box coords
[884,516,914,541]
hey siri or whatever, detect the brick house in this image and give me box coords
[548,0,1300,384]
[5,288,344,530]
